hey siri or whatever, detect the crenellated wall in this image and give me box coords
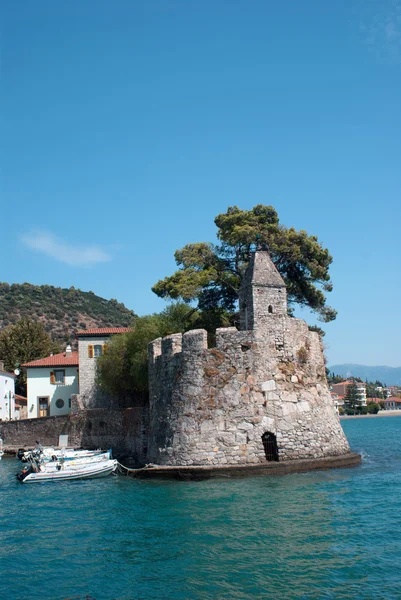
[147,251,351,467]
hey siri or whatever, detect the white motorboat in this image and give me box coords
[17,459,118,483]
[41,450,112,470]
[18,445,106,463]
[0,437,3,460]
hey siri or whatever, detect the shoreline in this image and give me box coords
[340,410,401,420]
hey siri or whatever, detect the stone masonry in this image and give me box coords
[77,335,106,405]
[147,251,351,466]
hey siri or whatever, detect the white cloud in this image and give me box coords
[21,230,112,267]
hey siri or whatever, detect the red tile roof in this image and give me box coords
[385,397,401,403]
[22,352,79,368]
[75,327,131,337]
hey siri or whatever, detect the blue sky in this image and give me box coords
[1,1,400,367]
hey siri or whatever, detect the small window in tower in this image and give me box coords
[93,345,102,357]
[268,305,273,313]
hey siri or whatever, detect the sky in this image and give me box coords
[1,1,400,367]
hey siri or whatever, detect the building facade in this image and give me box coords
[0,362,16,421]
[23,348,79,418]
[383,397,401,410]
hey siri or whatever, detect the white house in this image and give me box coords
[22,346,79,418]
[22,327,131,418]
[0,361,17,421]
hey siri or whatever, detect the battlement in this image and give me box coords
[149,326,261,366]
[149,329,210,365]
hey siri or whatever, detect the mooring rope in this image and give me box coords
[116,462,155,476]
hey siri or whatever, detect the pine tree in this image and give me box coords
[344,383,363,413]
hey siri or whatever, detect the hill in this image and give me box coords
[0,282,136,345]
[328,363,401,386]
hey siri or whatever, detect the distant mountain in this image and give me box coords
[328,364,401,387]
[0,282,136,346]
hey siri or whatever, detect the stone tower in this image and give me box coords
[147,250,352,468]
[239,251,287,331]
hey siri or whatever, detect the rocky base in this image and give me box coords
[133,452,361,480]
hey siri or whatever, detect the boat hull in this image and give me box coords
[21,460,117,483]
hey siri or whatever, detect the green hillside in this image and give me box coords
[0,282,136,345]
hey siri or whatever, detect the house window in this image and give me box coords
[55,398,65,409]
[94,345,103,357]
[54,370,65,384]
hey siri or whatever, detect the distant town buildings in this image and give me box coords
[383,397,401,411]
[330,379,401,413]
[331,381,367,407]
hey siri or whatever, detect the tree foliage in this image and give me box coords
[152,205,337,322]
[0,318,60,394]
[365,381,386,399]
[344,383,363,412]
[96,303,218,397]
[366,402,380,414]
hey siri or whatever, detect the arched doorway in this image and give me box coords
[261,431,279,462]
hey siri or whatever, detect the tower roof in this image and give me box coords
[248,251,286,288]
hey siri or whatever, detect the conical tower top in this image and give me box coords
[239,251,287,331]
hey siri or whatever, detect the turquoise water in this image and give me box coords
[1,417,401,600]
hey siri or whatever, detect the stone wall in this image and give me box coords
[0,403,149,463]
[147,251,351,467]
[77,335,137,410]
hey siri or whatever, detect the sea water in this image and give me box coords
[1,417,401,600]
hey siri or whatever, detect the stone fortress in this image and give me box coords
[147,250,353,468]
[2,249,359,476]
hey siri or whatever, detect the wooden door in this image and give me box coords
[262,431,279,462]
[38,397,49,418]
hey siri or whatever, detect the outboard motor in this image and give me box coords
[17,449,26,461]
[16,465,33,482]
